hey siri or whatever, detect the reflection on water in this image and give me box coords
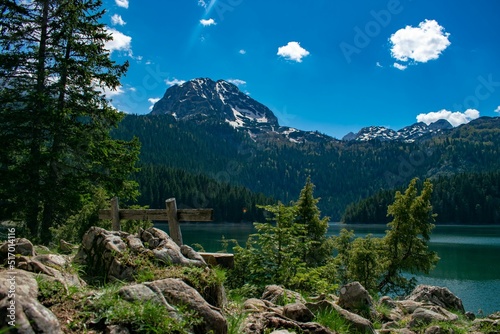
[157,222,500,314]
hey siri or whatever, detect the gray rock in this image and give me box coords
[408,285,465,313]
[409,307,448,328]
[262,285,305,305]
[0,238,35,262]
[338,281,376,320]
[424,325,454,334]
[0,269,62,334]
[147,278,227,334]
[283,302,314,322]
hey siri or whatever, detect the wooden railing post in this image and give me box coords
[166,198,182,246]
[111,197,121,231]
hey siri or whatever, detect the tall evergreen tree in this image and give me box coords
[295,176,331,266]
[378,178,439,295]
[0,0,139,242]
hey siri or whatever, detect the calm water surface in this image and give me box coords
[155,222,500,314]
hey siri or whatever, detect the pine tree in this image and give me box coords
[378,178,439,295]
[0,0,139,242]
[295,176,331,266]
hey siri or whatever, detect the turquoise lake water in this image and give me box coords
[155,222,500,315]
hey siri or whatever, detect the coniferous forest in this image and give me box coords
[113,114,500,224]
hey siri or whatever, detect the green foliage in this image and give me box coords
[333,178,439,296]
[379,178,439,295]
[0,0,140,243]
[332,228,355,285]
[229,178,337,295]
[295,176,332,266]
[35,275,66,307]
[347,234,384,292]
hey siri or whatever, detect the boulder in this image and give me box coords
[338,281,376,319]
[0,238,35,262]
[262,285,305,305]
[283,302,314,323]
[408,307,449,328]
[424,325,454,334]
[407,285,465,313]
[147,278,227,334]
[0,269,62,333]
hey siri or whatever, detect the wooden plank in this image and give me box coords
[166,198,182,246]
[111,197,120,231]
[98,208,213,222]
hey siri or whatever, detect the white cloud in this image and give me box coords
[390,19,451,63]
[227,79,246,86]
[416,109,480,127]
[393,62,407,71]
[105,27,132,55]
[376,62,383,68]
[198,0,207,7]
[111,14,126,26]
[148,97,161,110]
[115,0,129,9]
[165,78,186,87]
[495,106,500,113]
[239,49,247,55]
[200,18,216,26]
[277,41,310,63]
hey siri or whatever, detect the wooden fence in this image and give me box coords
[99,197,213,246]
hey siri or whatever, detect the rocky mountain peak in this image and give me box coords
[150,78,279,132]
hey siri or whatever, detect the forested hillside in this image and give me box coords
[343,171,500,224]
[113,115,500,222]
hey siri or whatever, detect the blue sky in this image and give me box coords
[102,0,500,139]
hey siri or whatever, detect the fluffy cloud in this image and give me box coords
[115,0,129,9]
[239,49,247,55]
[390,19,450,63]
[165,78,186,87]
[416,109,480,127]
[227,79,246,86]
[200,18,216,26]
[495,106,500,113]
[111,14,126,26]
[104,28,132,55]
[393,63,407,71]
[277,41,310,63]
[148,97,160,110]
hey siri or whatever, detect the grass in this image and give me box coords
[313,306,352,334]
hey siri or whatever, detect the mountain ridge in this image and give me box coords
[150,78,470,143]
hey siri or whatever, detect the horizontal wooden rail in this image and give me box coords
[98,208,213,222]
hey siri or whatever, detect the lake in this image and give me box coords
[155,222,500,315]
